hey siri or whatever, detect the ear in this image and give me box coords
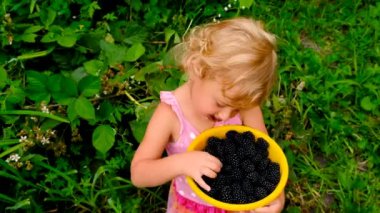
[187,58,203,79]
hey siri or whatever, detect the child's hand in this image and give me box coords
[181,151,222,191]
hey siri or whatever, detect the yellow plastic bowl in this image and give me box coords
[186,125,289,211]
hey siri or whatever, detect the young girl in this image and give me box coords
[131,17,285,213]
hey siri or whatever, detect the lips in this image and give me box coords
[207,115,222,122]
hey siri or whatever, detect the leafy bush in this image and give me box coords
[0,0,379,212]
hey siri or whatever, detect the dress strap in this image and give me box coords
[160,91,185,136]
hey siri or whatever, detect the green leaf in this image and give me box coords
[134,62,161,81]
[0,67,8,89]
[239,0,254,8]
[360,96,376,111]
[130,102,157,142]
[92,125,116,155]
[57,35,77,47]
[100,40,128,66]
[47,74,63,93]
[18,34,38,43]
[67,101,78,122]
[24,26,43,34]
[5,199,30,210]
[83,60,104,76]
[74,96,95,120]
[5,84,25,105]
[26,71,50,102]
[125,43,145,62]
[51,76,78,105]
[41,32,57,43]
[78,76,101,97]
[164,28,176,44]
[0,110,69,123]
[40,8,57,27]
[96,101,114,122]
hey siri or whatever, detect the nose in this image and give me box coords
[217,108,237,121]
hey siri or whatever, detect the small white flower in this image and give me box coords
[49,130,56,136]
[224,6,228,11]
[241,6,246,9]
[228,4,232,8]
[103,90,108,95]
[296,81,305,91]
[19,135,27,143]
[41,105,49,113]
[278,96,286,104]
[30,117,38,121]
[41,137,50,145]
[213,17,217,22]
[95,94,100,98]
[6,154,21,163]
[218,13,221,18]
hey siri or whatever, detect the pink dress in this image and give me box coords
[161,91,242,213]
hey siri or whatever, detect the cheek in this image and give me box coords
[192,96,217,114]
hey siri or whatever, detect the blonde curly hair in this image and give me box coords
[181,17,277,108]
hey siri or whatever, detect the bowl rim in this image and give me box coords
[186,125,289,211]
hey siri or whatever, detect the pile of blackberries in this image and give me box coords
[201,130,281,204]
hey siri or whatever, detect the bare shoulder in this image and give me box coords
[132,102,180,162]
[144,101,180,143]
[240,106,268,134]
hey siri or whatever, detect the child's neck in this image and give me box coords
[174,83,215,133]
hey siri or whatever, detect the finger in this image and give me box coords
[205,155,223,172]
[201,167,218,179]
[207,154,223,167]
[194,175,211,191]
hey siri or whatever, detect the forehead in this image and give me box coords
[201,79,240,104]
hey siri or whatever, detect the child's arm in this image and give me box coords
[240,106,285,213]
[130,103,222,191]
[240,105,268,134]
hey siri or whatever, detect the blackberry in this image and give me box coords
[207,136,221,147]
[241,159,256,173]
[253,186,268,200]
[231,183,248,204]
[246,171,259,183]
[205,145,218,157]
[226,130,239,140]
[240,131,255,144]
[262,180,277,193]
[265,162,281,184]
[215,173,233,186]
[256,158,269,171]
[241,178,254,195]
[231,168,243,180]
[220,186,234,203]
[256,137,269,150]
[224,141,236,155]
[226,153,240,167]
[208,185,219,197]
[252,150,265,163]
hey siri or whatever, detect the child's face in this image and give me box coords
[190,77,239,122]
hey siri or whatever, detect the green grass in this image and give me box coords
[253,1,380,212]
